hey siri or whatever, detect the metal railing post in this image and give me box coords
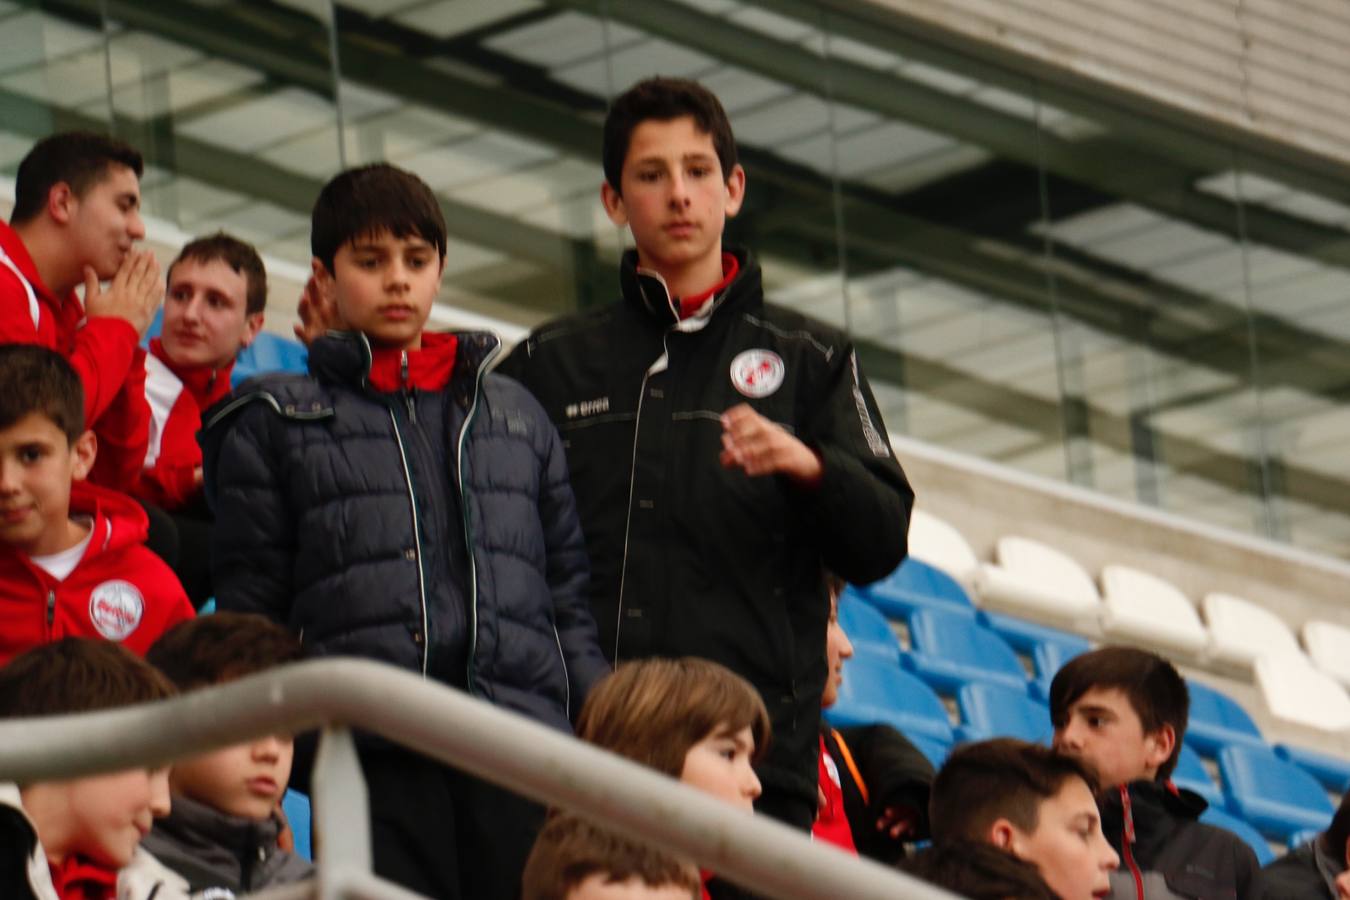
[311,726,371,900]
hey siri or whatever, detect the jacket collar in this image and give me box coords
[0,783,61,900]
[0,222,60,307]
[149,339,235,408]
[153,793,283,863]
[308,329,501,403]
[1100,779,1206,856]
[620,247,758,328]
[367,332,458,393]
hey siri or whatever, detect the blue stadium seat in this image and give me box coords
[956,682,1053,744]
[1199,807,1275,866]
[977,611,1087,655]
[860,558,976,620]
[1275,743,1350,793]
[1186,681,1265,756]
[1028,635,1092,701]
[903,608,1029,695]
[1219,744,1335,841]
[825,655,955,746]
[282,788,311,860]
[1172,743,1224,810]
[838,591,901,665]
[909,734,951,769]
[232,332,309,386]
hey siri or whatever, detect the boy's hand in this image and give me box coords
[876,804,919,839]
[720,403,822,485]
[83,250,162,336]
[293,274,339,346]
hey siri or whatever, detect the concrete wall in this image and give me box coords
[847,0,1350,177]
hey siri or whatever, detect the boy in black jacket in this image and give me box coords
[498,76,913,835]
[1050,646,1261,899]
[203,164,608,900]
[1259,791,1348,899]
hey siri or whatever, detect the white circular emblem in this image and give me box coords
[88,580,144,641]
[730,349,785,399]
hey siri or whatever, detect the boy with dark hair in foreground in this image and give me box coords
[203,162,607,900]
[1050,646,1261,899]
[500,74,914,834]
[0,346,192,666]
[928,739,1118,900]
[142,612,313,896]
[0,638,187,899]
[0,131,162,492]
[522,814,700,900]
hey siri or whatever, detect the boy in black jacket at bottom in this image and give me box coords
[142,613,313,897]
[1260,793,1349,900]
[1050,646,1261,900]
[203,164,608,900]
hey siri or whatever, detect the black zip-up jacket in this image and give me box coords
[202,330,608,732]
[498,249,913,806]
[824,724,934,864]
[1102,780,1262,900]
[1259,837,1344,900]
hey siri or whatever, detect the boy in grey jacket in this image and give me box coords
[143,613,313,897]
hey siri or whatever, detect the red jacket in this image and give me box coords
[136,339,234,511]
[0,222,149,493]
[0,481,193,666]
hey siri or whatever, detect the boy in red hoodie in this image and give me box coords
[137,233,265,606]
[0,131,163,493]
[0,345,193,666]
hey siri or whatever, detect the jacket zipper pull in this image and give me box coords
[46,590,55,628]
[401,350,416,423]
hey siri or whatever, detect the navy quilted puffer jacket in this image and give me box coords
[201,330,607,731]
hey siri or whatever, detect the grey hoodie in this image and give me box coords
[141,794,312,897]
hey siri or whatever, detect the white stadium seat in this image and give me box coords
[974,536,1102,632]
[1302,620,1350,691]
[1099,564,1210,657]
[1255,654,1350,733]
[1203,592,1304,669]
[906,508,980,589]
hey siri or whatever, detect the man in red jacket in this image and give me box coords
[136,232,265,605]
[0,131,162,493]
[0,345,191,666]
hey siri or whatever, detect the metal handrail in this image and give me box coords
[0,658,957,899]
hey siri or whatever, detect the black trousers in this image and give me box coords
[361,748,545,900]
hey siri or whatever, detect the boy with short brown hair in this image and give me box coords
[0,637,187,899]
[521,814,700,900]
[1050,646,1261,899]
[141,612,312,896]
[0,346,192,666]
[499,75,914,835]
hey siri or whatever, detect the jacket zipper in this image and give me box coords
[612,330,669,662]
[387,404,429,677]
[401,350,416,424]
[46,590,55,630]
[458,339,501,693]
[1120,784,1145,900]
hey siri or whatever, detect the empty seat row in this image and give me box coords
[896,508,1350,734]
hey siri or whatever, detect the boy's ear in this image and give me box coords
[723,164,747,219]
[47,182,77,226]
[71,430,97,482]
[240,311,265,350]
[601,182,628,228]
[310,257,337,301]
[1143,723,1176,774]
[988,818,1017,852]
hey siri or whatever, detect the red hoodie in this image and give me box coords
[136,338,235,511]
[0,222,150,493]
[0,481,193,666]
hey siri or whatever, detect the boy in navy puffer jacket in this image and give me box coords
[202,163,608,900]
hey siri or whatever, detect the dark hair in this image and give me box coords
[901,840,1060,900]
[1048,645,1188,779]
[0,638,175,719]
[0,345,84,441]
[521,814,699,900]
[929,739,1099,845]
[11,131,143,225]
[575,657,770,778]
[602,77,738,193]
[147,612,301,690]
[1322,793,1350,861]
[168,232,269,316]
[310,163,447,273]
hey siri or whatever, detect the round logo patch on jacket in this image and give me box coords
[730,349,785,398]
[88,580,144,641]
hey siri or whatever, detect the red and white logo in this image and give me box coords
[88,580,144,641]
[730,349,785,399]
